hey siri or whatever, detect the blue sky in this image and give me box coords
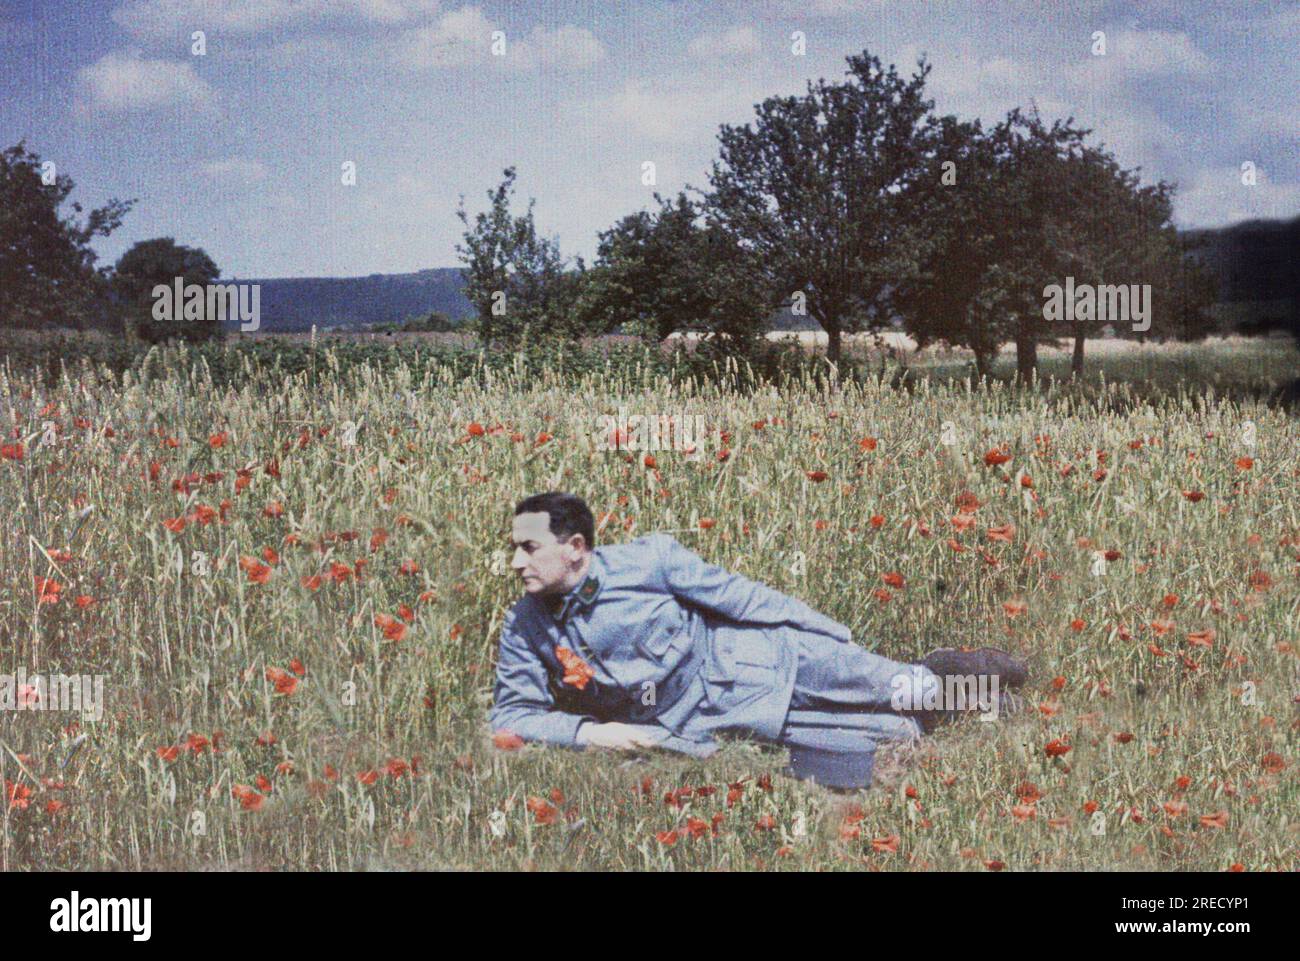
[2,0,1297,279]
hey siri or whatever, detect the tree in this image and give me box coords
[889,115,1010,380]
[111,238,222,344]
[0,141,134,331]
[454,167,585,349]
[894,106,1211,385]
[576,191,772,354]
[703,50,939,364]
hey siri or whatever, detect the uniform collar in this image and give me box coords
[545,551,604,623]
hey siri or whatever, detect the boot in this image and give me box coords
[921,647,1029,688]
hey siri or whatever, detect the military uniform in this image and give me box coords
[490,533,936,786]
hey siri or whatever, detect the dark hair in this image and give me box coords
[514,492,595,550]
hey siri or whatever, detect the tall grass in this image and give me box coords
[0,339,1295,870]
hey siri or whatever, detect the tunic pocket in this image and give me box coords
[732,630,778,668]
[636,629,678,660]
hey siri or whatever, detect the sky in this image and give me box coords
[1,0,1297,279]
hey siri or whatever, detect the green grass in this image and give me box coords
[0,336,1295,870]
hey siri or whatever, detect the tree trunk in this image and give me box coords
[1015,336,1038,386]
[825,322,841,364]
[1071,330,1085,379]
[973,349,991,383]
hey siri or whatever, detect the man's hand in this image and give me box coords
[576,722,667,750]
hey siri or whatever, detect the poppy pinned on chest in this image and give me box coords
[555,646,596,690]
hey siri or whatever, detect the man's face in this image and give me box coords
[511,512,584,595]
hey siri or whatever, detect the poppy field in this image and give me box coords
[1,341,1296,872]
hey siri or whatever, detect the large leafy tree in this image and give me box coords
[576,190,772,353]
[111,238,222,344]
[703,50,939,364]
[0,141,134,331]
[888,114,1009,379]
[455,167,584,349]
[896,107,1215,384]
[1041,140,1216,375]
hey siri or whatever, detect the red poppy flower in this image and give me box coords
[1198,810,1228,829]
[374,614,407,642]
[492,730,524,750]
[239,557,272,584]
[555,646,595,689]
[265,667,298,695]
[1044,739,1072,758]
[526,796,559,825]
[1260,752,1286,774]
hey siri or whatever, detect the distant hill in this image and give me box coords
[228,217,1299,338]
[226,268,472,333]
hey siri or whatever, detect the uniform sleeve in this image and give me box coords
[653,534,852,643]
[489,608,595,747]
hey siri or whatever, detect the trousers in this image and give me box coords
[777,631,930,749]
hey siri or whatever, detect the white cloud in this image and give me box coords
[1065,29,1211,92]
[893,38,1192,178]
[74,50,216,114]
[687,26,760,59]
[1173,165,1300,229]
[384,6,495,69]
[199,158,269,182]
[384,10,605,72]
[514,24,607,71]
[112,0,440,40]
[591,75,774,144]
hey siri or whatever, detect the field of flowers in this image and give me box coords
[0,340,1296,871]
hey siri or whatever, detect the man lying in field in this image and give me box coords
[490,492,1029,788]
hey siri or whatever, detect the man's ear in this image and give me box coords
[566,533,587,558]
